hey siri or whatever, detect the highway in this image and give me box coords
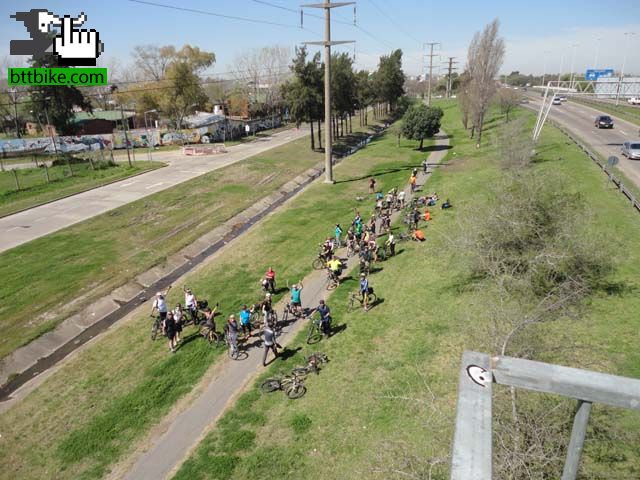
[526,94,640,188]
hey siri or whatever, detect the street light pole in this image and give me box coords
[593,37,601,68]
[616,32,636,106]
[569,43,579,90]
[42,104,59,160]
[542,50,550,87]
[144,109,157,162]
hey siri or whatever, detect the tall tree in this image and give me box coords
[465,19,505,147]
[331,52,356,136]
[374,49,405,112]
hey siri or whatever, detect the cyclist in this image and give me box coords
[225,314,240,355]
[151,288,170,335]
[368,214,377,235]
[262,293,275,324]
[412,229,426,242]
[264,267,276,294]
[262,321,280,366]
[422,158,429,174]
[239,304,252,338]
[308,299,332,338]
[424,209,432,221]
[320,237,334,261]
[354,220,363,244]
[327,256,343,285]
[290,283,303,316]
[410,207,421,230]
[385,231,396,257]
[183,286,198,324]
[353,209,362,227]
[334,223,343,247]
[165,311,177,353]
[380,213,391,234]
[199,304,218,337]
[397,190,406,209]
[409,174,417,193]
[359,273,371,312]
[369,177,376,194]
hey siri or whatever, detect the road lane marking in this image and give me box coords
[6,226,20,232]
[145,182,164,190]
[619,130,627,135]
[120,180,139,188]
[34,217,46,222]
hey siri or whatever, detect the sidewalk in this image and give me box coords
[0,127,308,253]
[118,132,450,480]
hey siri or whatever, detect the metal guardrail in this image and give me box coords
[547,118,640,214]
[571,97,640,122]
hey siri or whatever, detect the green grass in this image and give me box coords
[0,161,163,217]
[0,122,379,360]
[0,117,421,479]
[170,101,640,479]
[570,97,640,127]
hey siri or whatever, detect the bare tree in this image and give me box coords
[131,45,176,81]
[465,19,505,147]
[231,46,291,121]
[496,87,521,122]
[494,117,534,170]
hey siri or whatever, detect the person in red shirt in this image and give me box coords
[423,209,431,221]
[412,229,425,242]
[264,267,276,294]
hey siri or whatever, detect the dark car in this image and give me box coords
[595,115,614,129]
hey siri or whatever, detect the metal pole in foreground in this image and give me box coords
[561,400,592,480]
[615,32,635,106]
[120,103,132,167]
[301,1,354,184]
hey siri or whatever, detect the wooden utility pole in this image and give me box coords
[424,42,440,106]
[302,1,354,183]
[444,56,458,98]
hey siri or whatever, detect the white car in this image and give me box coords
[621,141,640,160]
[552,97,562,105]
[628,97,640,105]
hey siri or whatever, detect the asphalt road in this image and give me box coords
[0,128,308,253]
[526,95,640,188]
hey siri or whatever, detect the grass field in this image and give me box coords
[0,117,430,479]
[171,102,640,479]
[0,125,344,360]
[0,161,163,217]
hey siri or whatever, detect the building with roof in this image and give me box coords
[73,110,136,135]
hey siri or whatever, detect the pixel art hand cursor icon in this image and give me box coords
[53,14,103,66]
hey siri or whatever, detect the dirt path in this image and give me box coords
[115,132,450,480]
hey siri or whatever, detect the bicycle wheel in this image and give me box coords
[312,257,325,270]
[346,295,356,313]
[326,277,338,291]
[207,330,220,347]
[229,345,240,360]
[306,323,322,344]
[367,293,378,305]
[286,383,307,399]
[292,367,311,377]
[151,320,160,341]
[260,378,281,393]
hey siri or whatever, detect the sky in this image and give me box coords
[1,0,639,79]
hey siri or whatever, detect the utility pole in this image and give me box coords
[616,32,636,106]
[424,42,440,106]
[542,50,550,87]
[443,56,458,98]
[302,1,354,184]
[568,43,579,90]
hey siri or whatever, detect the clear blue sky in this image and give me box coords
[2,0,639,77]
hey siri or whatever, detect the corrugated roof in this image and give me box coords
[73,110,136,123]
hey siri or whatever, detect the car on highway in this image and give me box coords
[552,97,562,105]
[628,97,640,105]
[594,115,614,129]
[559,95,567,102]
[621,141,640,160]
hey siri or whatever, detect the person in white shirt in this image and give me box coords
[397,190,406,209]
[183,286,198,324]
[151,286,171,335]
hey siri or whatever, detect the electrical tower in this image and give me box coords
[302,1,355,183]
[423,42,440,106]
[443,56,458,98]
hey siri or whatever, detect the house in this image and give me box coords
[72,110,136,135]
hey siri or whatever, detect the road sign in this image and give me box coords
[585,69,615,81]
[608,156,619,167]
[245,124,250,133]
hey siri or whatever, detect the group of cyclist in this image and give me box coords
[150,160,452,357]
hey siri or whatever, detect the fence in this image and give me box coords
[451,351,640,480]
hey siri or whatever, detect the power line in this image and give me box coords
[129,0,319,34]
[365,0,422,45]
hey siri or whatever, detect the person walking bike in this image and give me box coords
[309,299,332,338]
[262,321,281,366]
[359,273,371,312]
[385,232,396,257]
[183,286,198,324]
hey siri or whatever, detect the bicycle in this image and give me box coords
[306,312,324,344]
[260,373,307,399]
[347,289,377,312]
[312,252,329,270]
[291,352,329,377]
[376,245,387,262]
[199,324,222,347]
[150,314,163,341]
[326,269,340,291]
[225,332,241,360]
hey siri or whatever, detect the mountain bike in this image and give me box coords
[306,312,324,344]
[347,289,377,312]
[150,314,162,341]
[312,251,329,270]
[260,373,307,399]
[326,269,340,291]
[291,352,329,377]
[200,325,222,347]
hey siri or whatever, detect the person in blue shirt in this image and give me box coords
[334,224,343,247]
[290,282,303,317]
[359,273,371,312]
[239,305,252,338]
[310,299,332,337]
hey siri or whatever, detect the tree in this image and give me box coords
[496,87,520,122]
[159,61,209,129]
[132,45,176,81]
[282,46,323,150]
[374,49,405,112]
[331,52,356,136]
[400,104,443,150]
[355,70,374,126]
[28,53,92,135]
[465,19,505,146]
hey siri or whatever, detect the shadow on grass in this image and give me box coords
[329,323,347,337]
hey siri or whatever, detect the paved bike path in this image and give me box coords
[0,128,308,253]
[118,132,450,480]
